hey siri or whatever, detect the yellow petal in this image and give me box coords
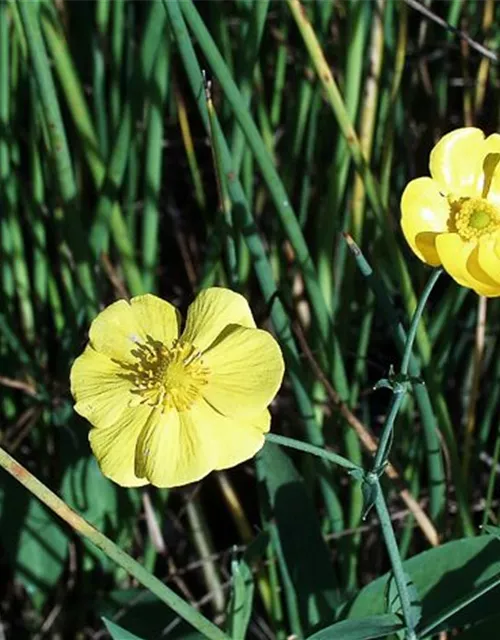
[435,233,500,296]
[89,295,180,362]
[400,177,450,265]
[135,406,216,487]
[202,326,284,417]
[182,288,256,351]
[481,134,500,204]
[477,233,500,285]
[130,294,180,345]
[89,404,153,487]
[430,127,485,196]
[213,409,270,471]
[71,346,133,429]
[89,299,143,362]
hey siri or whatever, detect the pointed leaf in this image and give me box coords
[0,472,68,608]
[346,535,500,634]
[306,613,403,639]
[225,555,254,638]
[386,572,421,633]
[102,618,146,640]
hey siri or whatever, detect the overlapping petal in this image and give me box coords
[202,326,284,417]
[430,127,485,196]
[71,346,133,428]
[190,401,269,472]
[435,233,500,296]
[89,300,145,362]
[477,232,500,286]
[182,288,256,351]
[212,409,270,471]
[89,404,153,487]
[400,177,450,265]
[480,134,500,205]
[89,295,180,362]
[135,405,216,487]
[131,294,180,345]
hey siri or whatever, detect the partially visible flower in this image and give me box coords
[70,288,284,488]
[401,127,500,296]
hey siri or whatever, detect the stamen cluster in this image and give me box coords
[121,338,209,411]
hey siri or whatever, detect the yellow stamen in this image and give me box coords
[119,337,210,411]
[450,196,500,241]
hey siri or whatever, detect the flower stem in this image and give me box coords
[0,446,229,640]
[400,268,443,376]
[265,433,363,473]
[372,475,417,640]
[369,268,442,639]
[373,268,442,471]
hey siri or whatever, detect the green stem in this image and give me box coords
[0,447,229,640]
[17,0,97,312]
[369,269,442,639]
[373,476,417,640]
[286,0,430,367]
[401,269,443,376]
[206,83,239,289]
[265,434,362,473]
[178,0,334,354]
[373,269,442,472]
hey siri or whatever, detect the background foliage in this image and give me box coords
[2,0,500,638]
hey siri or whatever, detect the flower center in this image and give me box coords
[450,196,500,241]
[121,337,210,411]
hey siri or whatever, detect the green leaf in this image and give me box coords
[225,554,254,638]
[0,471,68,608]
[258,442,339,635]
[346,535,500,633]
[306,613,404,639]
[386,572,421,635]
[61,454,119,572]
[99,589,204,639]
[62,455,118,528]
[483,524,500,537]
[102,618,146,640]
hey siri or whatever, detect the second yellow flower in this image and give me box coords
[401,127,500,296]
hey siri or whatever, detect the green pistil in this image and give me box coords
[470,210,491,230]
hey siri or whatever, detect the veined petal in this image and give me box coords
[182,288,256,352]
[212,408,270,470]
[89,295,180,362]
[135,406,216,487]
[89,299,145,362]
[478,232,500,284]
[482,134,500,204]
[400,177,450,265]
[89,403,153,487]
[202,326,284,417]
[190,401,269,472]
[71,346,134,428]
[130,294,180,345]
[435,233,500,296]
[430,128,485,196]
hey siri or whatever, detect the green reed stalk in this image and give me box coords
[178,0,335,355]
[142,36,170,292]
[286,0,433,370]
[17,0,97,312]
[165,0,346,539]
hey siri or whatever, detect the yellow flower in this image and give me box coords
[401,127,500,296]
[70,288,284,488]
